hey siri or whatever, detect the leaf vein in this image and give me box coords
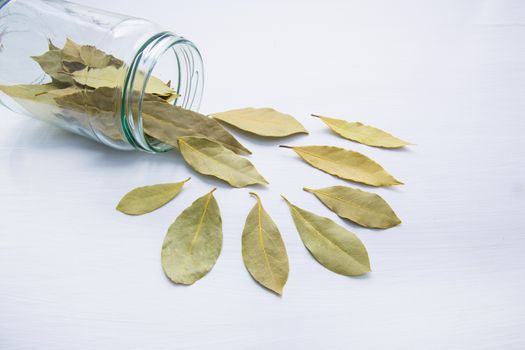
[291,206,365,268]
[313,190,393,220]
[257,202,277,286]
[189,191,213,254]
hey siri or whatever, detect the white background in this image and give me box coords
[1,0,525,349]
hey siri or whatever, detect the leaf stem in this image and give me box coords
[280,195,291,205]
[249,192,261,202]
[279,145,294,149]
[310,114,322,118]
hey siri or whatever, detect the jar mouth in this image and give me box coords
[121,31,204,153]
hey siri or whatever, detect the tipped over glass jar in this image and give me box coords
[0,0,204,152]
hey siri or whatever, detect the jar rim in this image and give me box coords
[0,0,11,11]
[121,31,204,153]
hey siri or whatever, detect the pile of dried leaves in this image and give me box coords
[0,39,411,295]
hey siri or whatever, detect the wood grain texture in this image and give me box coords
[0,0,524,349]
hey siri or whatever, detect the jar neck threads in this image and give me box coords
[121,31,204,153]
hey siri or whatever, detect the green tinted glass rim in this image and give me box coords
[0,0,11,10]
[120,31,170,152]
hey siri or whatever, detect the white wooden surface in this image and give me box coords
[1,1,525,349]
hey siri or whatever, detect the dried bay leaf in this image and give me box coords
[54,88,123,140]
[70,66,122,89]
[51,86,248,148]
[71,66,174,98]
[79,44,123,69]
[62,60,86,73]
[178,137,268,188]
[55,88,158,141]
[304,186,401,229]
[57,86,116,110]
[62,38,82,59]
[38,86,82,99]
[31,50,76,84]
[0,83,80,128]
[62,38,123,69]
[242,192,289,295]
[116,178,190,215]
[282,196,371,276]
[0,83,80,104]
[161,188,222,285]
[48,39,60,51]
[143,112,182,144]
[45,41,79,86]
[210,107,308,137]
[0,83,63,101]
[312,114,411,148]
[143,102,251,155]
[280,145,402,187]
[32,40,96,85]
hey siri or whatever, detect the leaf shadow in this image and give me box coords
[372,146,415,153]
[379,185,405,193]
[12,121,173,167]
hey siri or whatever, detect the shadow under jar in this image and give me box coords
[0,0,204,152]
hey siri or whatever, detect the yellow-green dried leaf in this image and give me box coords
[79,45,120,69]
[304,186,401,229]
[211,107,308,137]
[313,115,411,148]
[48,39,60,51]
[281,145,402,187]
[143,102,251,155]
[33,39,122,85]
[62,38,82,59]
[70,66,121,89]
[242,192,289,295]
[54,88,122,140]
[72,66,174,97]
[63,38,123,69]
[282,196,371,276]
[161,189,222,285]
[178,137,268,188]
[31,50,75,84]
[0,84,79,129]
[0,84,80,104]
[116,178,190,215]
[0,83,59,101]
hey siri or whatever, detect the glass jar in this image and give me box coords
[0,0,204,152]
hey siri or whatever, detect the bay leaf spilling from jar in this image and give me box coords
[0,39,266,186]
[0,39,250,151]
